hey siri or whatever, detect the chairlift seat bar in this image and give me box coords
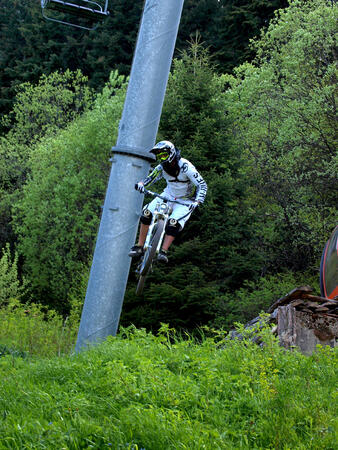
[45,0,109,20]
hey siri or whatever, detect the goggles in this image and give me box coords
[155,150,170,161]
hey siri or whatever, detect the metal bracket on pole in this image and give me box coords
[111,145,156,162]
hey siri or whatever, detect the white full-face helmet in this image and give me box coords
[150,141,177,163]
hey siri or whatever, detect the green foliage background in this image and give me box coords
[0,0,337,330]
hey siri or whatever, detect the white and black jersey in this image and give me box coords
[143,158,207,203]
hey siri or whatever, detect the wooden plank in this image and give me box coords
[267,286,313,313]
[313,306,330,312]
[303,301,326,309]
[290,299,306,308]
[302,294,338,304]
[321,301,338,308]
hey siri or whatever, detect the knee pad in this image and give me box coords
[165,218,182,237]
[140,208,152,225]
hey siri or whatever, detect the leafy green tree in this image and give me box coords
[4,70,94,146]
[0,70,94,252]
[224,0,338,272]
[13,71,127,311]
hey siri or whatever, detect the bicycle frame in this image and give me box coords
[142,189,191,252]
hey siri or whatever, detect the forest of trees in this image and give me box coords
[0,0,289,122]
[0,0,337,332]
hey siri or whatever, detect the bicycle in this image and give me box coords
[135,189,191,295]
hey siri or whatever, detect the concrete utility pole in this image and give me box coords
[75,0,185,351]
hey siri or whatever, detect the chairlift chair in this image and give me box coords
[41,0,110,30]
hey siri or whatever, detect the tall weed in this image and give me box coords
[0,244,27,306]
[0,299,78,356]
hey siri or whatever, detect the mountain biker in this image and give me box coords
[129,140,207,263]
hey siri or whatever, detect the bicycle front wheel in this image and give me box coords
[136,274,146,296]
[140,219,165,276]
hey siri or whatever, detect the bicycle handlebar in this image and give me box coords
[143,188,191,207]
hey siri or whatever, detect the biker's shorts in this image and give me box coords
[145,191,194,229]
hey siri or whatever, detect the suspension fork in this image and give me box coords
[156,216,169,254]
[143,212,169,254]
[143,214,157,251]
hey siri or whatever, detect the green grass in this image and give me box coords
[0,323,337,449]
[0,299,78,357]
